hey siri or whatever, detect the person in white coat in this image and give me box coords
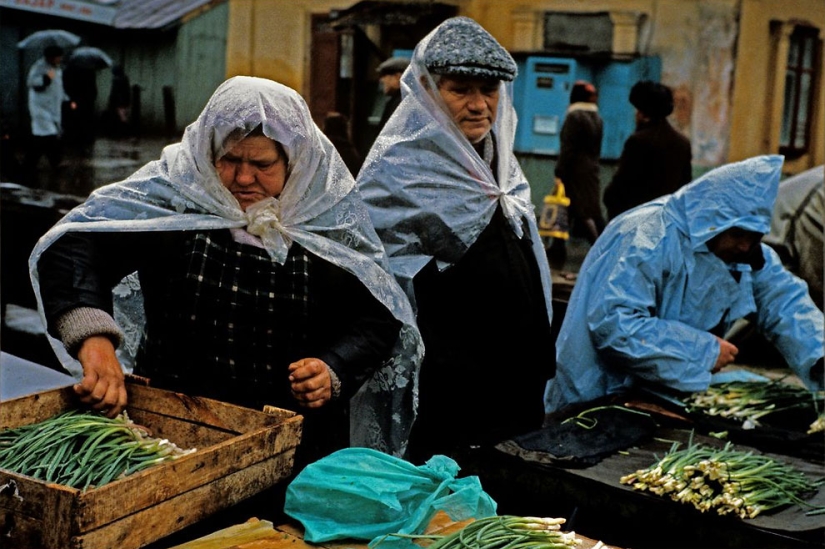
[23,45,74,185]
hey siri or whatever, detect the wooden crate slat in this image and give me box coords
[76,417,302,530]
[0,387,75,428]
[0,384,302,549]
[126,385,297,432]
[73,452,296,549]
[0,473,77,517]
[126,408,234,449]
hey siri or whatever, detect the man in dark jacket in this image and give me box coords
[376,56,408,130]
[603,80,692,220]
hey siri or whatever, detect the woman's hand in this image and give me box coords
[75,336,127,417]
[288,358,332,408]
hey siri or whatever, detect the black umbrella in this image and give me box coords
[17,29,81,50]
[67,47,113,70]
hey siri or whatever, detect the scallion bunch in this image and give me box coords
[374,515,584,548]
[684,380,824,432]
[620,440,825,518]
[0,410,195,491]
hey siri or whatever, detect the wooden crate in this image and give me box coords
[0,383,303,549]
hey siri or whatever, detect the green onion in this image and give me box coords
[373,515,584,548]
[684,379,824,432]
[620,438,825,518]
[0,410,195,491]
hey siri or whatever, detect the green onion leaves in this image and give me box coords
[0,410,195,491]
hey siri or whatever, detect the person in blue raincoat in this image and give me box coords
[544,155,824,413]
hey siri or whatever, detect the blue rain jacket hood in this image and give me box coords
[545,155,824,412]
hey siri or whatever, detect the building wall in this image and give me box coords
[224,0,823,174]
[730,0,825,170]
[175,2,229,127]
[227,0,345,95]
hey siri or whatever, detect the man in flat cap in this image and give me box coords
[358,16,554,463]
[376,56,409,131]
[603,80,692,220]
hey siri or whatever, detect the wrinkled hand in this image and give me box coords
[713,336,739,373]
[288,358,332,409]
[75,336,127,417]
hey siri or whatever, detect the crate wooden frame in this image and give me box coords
[0,382,302,549]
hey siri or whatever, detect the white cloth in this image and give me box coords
[27,58,67,136]
[29,76,422,456]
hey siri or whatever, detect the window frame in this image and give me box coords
[779,25,821,158]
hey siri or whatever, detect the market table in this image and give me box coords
[165,511,618,548]
[456,425,825,549]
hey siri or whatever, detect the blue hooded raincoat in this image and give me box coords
[545,155,824,412]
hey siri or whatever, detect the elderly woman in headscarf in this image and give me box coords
[357,17,554,463]
[31,76,422,466]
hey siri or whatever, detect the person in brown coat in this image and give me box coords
[555,80,604,244]
[603,80,692,220]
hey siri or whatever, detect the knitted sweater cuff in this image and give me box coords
[56,307,124,357]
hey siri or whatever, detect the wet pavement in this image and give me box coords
[12,134,178,197]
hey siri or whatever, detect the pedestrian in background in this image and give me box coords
[603,79,692,220]
[322,112,362,176]
[555,80,604,244]
[63,63,98,151]
[358,16,554,463]
[375,56,408,131]
[23,45,74,186]
[106,65,131,137]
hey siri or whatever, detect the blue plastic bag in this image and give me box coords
[283,447,497,548]
[710,369,771,384]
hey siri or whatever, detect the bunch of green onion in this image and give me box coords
[684,380,824,432]
[620,440,824,519]
[375,515,586,548]
[0,410,195,491]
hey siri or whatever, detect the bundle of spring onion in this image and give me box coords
[620,440,825,519]
[374,515,586,549]
[683,379,824,433]
[0,410,195,491]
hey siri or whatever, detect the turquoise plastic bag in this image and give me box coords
[283,447,497,548]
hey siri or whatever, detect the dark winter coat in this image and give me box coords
[555,104,604,223]
[603,117,692,220]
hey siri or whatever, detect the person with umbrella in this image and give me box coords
[63,48,112,151]
[22,45,75,187]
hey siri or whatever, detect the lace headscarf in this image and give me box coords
[357,17,553,322]
[29,76,422,456]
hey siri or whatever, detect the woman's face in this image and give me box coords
[215,135,288,211]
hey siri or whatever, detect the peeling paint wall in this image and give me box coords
[224,0,823,171]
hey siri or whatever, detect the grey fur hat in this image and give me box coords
[423,17,517,82]
[377,56,410,76]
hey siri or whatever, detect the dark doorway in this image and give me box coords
[308,2,457,160]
